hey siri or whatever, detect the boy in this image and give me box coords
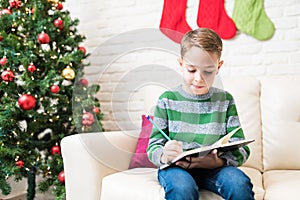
[146,28,254,200]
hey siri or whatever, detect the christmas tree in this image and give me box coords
[0,0,103,199]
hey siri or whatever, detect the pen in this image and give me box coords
[146,115,171,141]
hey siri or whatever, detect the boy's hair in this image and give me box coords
[180,28,223,59]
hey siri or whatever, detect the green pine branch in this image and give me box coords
[0,0,104,198]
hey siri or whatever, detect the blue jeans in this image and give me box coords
[158,166,254,200]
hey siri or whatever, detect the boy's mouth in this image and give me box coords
[192,85,205,89]
[190,84,209,95]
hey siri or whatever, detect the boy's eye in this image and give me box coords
[187,69,196,73]
[203,71,214,75]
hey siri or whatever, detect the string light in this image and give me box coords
[15,156,19,161]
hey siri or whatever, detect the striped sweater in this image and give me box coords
[146,85,250,167]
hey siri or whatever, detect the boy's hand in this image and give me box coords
[160,140,183,164]
[176,149,225,169]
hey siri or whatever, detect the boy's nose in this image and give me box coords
[194,72,204,82]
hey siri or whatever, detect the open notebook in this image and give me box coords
[160,127,254,170]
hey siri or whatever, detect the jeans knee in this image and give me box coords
[169,182,199,200]
[158,167,199,200]
[174,181,198,193]
[219,167,254,199]
[231,169,253,190]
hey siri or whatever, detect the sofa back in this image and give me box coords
[260,76,300,171]
[222,76,263,171]
[211,75,300,172]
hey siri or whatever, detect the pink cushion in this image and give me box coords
[129,115,157,168]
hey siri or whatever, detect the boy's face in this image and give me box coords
[178,46,223,95]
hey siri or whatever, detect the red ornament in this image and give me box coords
[81,112,95,126]
[9,0,21,9]
[56,2,63,10]
[0,35,3,41]
[54,19,63,29]
[79,78,88,86]
[93,107,100,114]
[50,85,60,93]
[16,160,24,168]
[51,145,61,155]
[1,70,15,82]
[27,63,36,73]
[58,171,65,183]
[78,46,86,55]
[1,9,12,15]
[18,94,36,110]
[0,57,8,66]
[37,33,50,44]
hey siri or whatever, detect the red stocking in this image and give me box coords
[159,0,192,43]
[197,0,236,39]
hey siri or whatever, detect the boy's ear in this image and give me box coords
[177,57,183,67]
[217,60,224,74]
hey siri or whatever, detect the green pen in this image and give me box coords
[146,115,171,141]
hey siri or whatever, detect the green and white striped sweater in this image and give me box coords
[147,85,250,167]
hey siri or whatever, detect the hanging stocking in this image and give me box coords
[159,0,192,43]
[232,0,275,40]
[197,0,237,39]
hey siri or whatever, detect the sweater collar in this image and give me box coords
[175,85,215,100]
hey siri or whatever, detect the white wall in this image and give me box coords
[65,0,300,131]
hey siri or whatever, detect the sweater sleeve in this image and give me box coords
[146,96,169,167]
[219,96,250,167]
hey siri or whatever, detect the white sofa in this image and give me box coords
[61,75,300,200]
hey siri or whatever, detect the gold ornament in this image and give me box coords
[48,0,59,4]
[62,66,75,80]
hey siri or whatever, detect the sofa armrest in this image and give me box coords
[61,131,139,200]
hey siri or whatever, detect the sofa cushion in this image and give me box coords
[101,168,165,200]
[260,76,300,170]
[263,170,300,200]
[101,167,263,200]
[221,76,263,171]
[129,115,156,169]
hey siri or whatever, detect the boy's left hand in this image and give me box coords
[175,149,225,169]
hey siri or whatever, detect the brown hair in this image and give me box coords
[180,28,223,59]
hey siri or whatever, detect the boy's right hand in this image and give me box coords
[160,140,183,164]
